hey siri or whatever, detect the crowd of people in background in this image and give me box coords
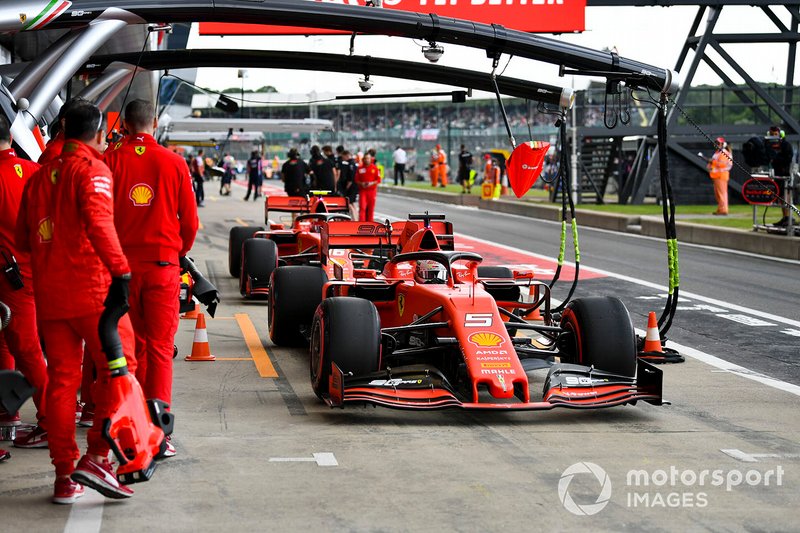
[184,143,389,222]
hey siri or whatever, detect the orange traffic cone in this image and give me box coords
[185,313,216,362]
[181,301,201,320]
[642,311,663,353]
[523,284,542,320]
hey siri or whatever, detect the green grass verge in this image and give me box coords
[394,181,783,231]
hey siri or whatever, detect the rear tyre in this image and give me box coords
[478,265,520,335]
[240,238,278,296]
[559,296,636,377]
[229,226,264,277]
[477,266,520,303]
[268,266,328,346]
[310,297,381,399]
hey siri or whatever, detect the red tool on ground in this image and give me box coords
[98,283,174,485]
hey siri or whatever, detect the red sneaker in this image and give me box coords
[70,455,134,499]
[53,477,85,505]
[0,449,9,462]
[0,410,21,426]
[13,425,47,448]
[163,435,176,458]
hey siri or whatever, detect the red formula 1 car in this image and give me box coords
[266,214,455,346]
[227,192,350,298]
[307,213,664,411]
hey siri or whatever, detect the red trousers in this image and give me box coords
[0,285,47,425]
[359,188,378,222]
[130,263,180,405]
[41,313,135,476]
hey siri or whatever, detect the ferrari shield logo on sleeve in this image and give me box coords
[14,164,23,178]
[135,146,146,155]
[398,293,405,317]
[49,169,58,184]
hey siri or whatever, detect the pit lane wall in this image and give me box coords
[379,186,800,261]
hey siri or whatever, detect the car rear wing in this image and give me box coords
[321,221,398,262]
[265,195,349,223]
[393,220,455,251]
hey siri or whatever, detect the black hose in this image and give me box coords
[655,94,679,337]
[97,297,130,378]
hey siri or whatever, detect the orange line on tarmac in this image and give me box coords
[235,217,248,226]
[234,313,278,378]
[215,357,253,361]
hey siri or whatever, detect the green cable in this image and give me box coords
[571,218,580,264]
[558,220,567,265]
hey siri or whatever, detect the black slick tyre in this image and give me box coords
[268,266,328,346]
[228,226,263,277]
[310,297,381,399]
[240,238,278,296]
[559,296,637,377]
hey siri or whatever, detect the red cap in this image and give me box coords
[716,136,726,144]
[484,153,491,160]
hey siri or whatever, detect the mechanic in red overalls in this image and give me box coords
[0,116,48,450]
[355,152,381,222]
[39,99,97,425]
[105,100,198,458]
[16,101,137,503]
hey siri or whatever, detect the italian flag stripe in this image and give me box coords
[24,0,71,31]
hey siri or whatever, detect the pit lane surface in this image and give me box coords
[2,181,797,531]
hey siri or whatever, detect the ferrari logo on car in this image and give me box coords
[468,332,504,347]
[135,146,146,155]
[130,183,154,206]
[20,13,27,24]
[14,164,23,178]
[398,294,405,316]
[37,217,53,243]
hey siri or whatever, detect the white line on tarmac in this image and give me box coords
[376,210,800,397]
[63,488,104,533]
[457,231,800,329]
[379,198,800,265]
[269,453,338,466]
[721,449,800,462]
[662,339,800,398]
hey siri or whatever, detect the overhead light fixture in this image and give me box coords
[358,75,373,92]
[422,42,444,63]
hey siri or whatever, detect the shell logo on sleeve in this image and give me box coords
[130,183,154,206]
[37,217,53,243]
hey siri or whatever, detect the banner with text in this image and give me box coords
[199,0,585,36]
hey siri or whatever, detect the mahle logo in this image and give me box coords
[558,462,612,516]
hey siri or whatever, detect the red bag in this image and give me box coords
[506,141,550,198]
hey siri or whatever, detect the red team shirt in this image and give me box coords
[104,133,198,265]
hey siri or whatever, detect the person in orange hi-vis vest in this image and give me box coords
[435,144,448,187]
[707,136,733,215]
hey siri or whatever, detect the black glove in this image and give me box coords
[104,274,131,310]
